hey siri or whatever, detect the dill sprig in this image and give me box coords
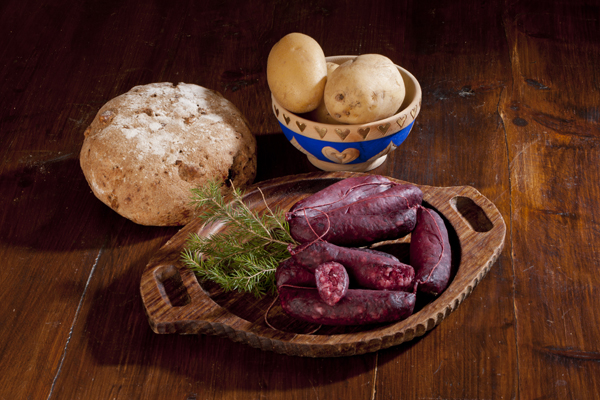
[181,180,297,297]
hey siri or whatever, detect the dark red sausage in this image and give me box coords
[314,261,349,306]
[358,247,400,262]
[276,258,351,306]
[409,206,452,296]
[289,208,418,247]
[275,257,315,288]
[335,182,423,216]
[286,175,423,246]
[279,287,416,326]
[290,241,414,291]
[289,175,394,213]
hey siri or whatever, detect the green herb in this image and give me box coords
[181,181,297,297]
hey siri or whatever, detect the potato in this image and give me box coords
[324,54,406,124]
[267,33,327,114]
[305,62,341,124]
[326,61,340,75]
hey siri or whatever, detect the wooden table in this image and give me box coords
[1,0,598,398]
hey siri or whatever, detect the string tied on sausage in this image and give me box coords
[264,287,323,334]
[288,180,413,217]
[288,183,416,250]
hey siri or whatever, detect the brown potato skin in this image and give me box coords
[324,54,406,124]
[267,33,327,114]
[305,62,341,124]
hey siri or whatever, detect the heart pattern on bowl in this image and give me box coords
[296,121,307,132]
[410,106,418,119]
[357,127,370,139]
[334,128,351,140]
[396,114,407,128]
[314,126,327,138]
[378,123,391,134]
[322,146,360,164]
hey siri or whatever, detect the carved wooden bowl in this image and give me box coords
[140,172,506,357]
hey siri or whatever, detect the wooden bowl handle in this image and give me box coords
[140,220,225,334]
[423,185,506,240]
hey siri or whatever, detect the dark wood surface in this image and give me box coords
[1,0,598,398]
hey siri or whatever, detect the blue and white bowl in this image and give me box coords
[272,55,422,172]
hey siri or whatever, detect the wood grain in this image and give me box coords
[140,172,506,357]
[502,2,600,398]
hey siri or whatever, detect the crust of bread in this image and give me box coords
[80,82,257,226]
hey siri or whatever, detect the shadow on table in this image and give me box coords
[0,154,184,252]
[0,133,313,253]
[81,247,432,392]
[0,131,313,253]
[254,132,318,181]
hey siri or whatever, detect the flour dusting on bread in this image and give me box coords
[80,82,257,226]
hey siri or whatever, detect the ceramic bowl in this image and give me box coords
[271,55,422,172]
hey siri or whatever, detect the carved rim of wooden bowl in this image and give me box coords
[140,171,506,358]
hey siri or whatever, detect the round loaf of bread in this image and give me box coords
[80,82,257,226]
